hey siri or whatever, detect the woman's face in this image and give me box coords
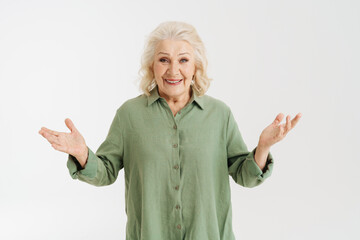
[152,39,196,100]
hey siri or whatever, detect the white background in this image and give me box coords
[0,0,359,239]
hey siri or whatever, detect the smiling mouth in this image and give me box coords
[164,79,183,85]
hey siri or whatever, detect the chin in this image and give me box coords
[159,83,191,98]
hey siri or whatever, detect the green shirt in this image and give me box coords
[67,85,274,240]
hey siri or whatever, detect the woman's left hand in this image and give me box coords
[258,113,302,149]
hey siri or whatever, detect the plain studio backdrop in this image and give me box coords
[0,0,359,239]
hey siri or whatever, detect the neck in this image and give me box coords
[159,88,192,104]
[157,87,193,115]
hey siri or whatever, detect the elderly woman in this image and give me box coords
[39,21,301,240]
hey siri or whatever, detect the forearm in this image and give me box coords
[254,143,270,171]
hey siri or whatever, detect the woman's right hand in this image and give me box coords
[39,118,88,168]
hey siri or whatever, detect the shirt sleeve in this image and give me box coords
[66,108,124,187]
[226,108,274,188]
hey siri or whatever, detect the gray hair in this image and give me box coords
[138,21,212,96]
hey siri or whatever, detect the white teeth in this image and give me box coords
[165,79,182,83]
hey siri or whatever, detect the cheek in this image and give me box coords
[153,63,165,78]
[182,65,196,78]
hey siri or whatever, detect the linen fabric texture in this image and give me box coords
[67,85,274,240]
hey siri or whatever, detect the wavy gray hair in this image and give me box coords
[138,21,212,96]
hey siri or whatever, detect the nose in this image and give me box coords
[167,61,180,76]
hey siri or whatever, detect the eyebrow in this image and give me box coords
[157,52,190,56]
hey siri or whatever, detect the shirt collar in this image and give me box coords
[147,85,204,110]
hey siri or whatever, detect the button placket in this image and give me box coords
[171,118,182,232]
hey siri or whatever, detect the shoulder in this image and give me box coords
[115,93,147,116]
[201,94,231,114]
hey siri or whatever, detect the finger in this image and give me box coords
[290,113,302,129]
[285,115,291,133]
[41,131,60,145]
[39,129,52,139]
[281,122,287,132]
[277,123,286,139]
[65,118,77,133]
[272,113,284,125]
[40,127,60,137]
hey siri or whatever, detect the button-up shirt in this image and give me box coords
[67,85,274,240]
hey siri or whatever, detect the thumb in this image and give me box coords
[272,113,284,125]
[65,118,77,133]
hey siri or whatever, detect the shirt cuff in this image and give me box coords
[245,147,274,181]
[67,147,98,179]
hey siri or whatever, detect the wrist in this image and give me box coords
[255,143,270,171]
[257,141,271,151]
[75,146,88,168]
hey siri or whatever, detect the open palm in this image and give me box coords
[259,113,302,148]
[39,118,87,162]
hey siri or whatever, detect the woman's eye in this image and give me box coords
[159,58,168,63]
[180,58,188,63]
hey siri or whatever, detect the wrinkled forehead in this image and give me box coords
[155,39,194,56]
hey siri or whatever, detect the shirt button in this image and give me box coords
[173,143,178,148]
[178,111,181,114]
[175,205,180,209]
[175,185,179,190]
[174,164,179,169]
[177,224,181,229]
[173,124,177,129]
